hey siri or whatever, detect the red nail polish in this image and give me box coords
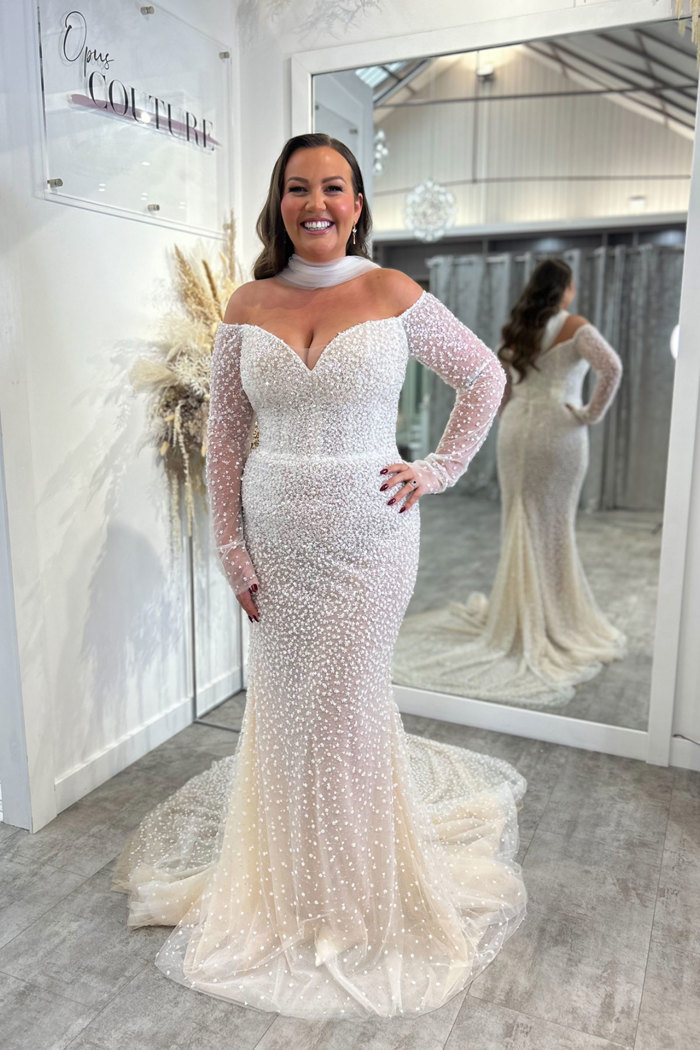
[380,468,388,474]
[399,506,406,513]
[387,498,395,505]
[380,484,388,491]
[251,583,258,592]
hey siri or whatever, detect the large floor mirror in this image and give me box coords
[311,13,698,757]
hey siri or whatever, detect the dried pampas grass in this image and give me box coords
[131,210,254,546]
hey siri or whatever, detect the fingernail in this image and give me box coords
[399,506,406,513]
[387,498,395,505]
[380,484,388,491]
[380,468,388,474]
[251,583,258,592]
[248,615,253,621]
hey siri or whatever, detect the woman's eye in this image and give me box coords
[287,185,343,194]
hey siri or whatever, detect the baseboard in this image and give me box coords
[54,695,193,812]
[670,735,700,772]
[195,669,241,718]
[393,684,650,761]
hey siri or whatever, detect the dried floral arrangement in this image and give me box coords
[131,211,252,546]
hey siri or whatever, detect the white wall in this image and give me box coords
[0,0,243,831]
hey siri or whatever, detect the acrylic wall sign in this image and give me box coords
[37,1,232,234]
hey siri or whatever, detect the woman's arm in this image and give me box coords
[401,292,506,493]
[567,324,623,424]
[206,323,259,595]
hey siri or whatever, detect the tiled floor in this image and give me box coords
[1,694,698,1050]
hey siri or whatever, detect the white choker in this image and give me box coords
[275,252,380,289]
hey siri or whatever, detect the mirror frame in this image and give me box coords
[291,0,700,765]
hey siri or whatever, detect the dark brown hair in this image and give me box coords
[499,258,573,382]
[252,133,373,280]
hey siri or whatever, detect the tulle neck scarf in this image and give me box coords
[275,252,380,289]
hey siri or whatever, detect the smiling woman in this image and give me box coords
[113,132,528,1020]
[253,133,373,278]
[281,148,363,256]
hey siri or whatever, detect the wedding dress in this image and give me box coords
[392,310,626,707]
[113,284,528,1019]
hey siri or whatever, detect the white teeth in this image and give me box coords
[302,221,332,230]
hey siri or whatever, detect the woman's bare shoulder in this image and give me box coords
[557,313,590,342]
[369,267,424,314]
[223,282,257,324]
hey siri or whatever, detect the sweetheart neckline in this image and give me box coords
[221,289,428,374]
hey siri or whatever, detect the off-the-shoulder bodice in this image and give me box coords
[206,290,505,592]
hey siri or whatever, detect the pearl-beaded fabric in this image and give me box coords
[112,289,527,1019]
[393,313,626,707]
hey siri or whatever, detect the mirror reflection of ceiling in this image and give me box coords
[356,21,698,232]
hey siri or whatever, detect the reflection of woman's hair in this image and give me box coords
[499,258,573,382]
[253,133,373,280]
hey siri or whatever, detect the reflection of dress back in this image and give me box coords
[499,309,591,511]
[508,310,590,412]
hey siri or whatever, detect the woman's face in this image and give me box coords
[561,279,575,309]
[280,146,363,263]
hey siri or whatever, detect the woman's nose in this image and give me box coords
[306,190,326,212]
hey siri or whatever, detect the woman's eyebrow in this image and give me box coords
[285,175,347,184]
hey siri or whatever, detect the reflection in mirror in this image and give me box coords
[314,19,697,730]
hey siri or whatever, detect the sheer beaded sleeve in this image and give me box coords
[206,323,259,596]
[569,324,623,425]
[401,292,507,494]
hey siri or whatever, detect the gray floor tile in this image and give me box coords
[0,810,126,880]
[563,750,674,799]
[0,822,22,850]
[253,985,466,1050]
[521,828,657,953]
[468,901,646,1045]
[663,789,700,857]
[536,775,670,859]
[65,965,273,1050]
[0,855,86,949]
[0,884,163,1007]
[651,848,700,955]
[0,970,96,1050]
[446,996,630,1049]
[634,941,700,1050]
[670,767,700,799]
